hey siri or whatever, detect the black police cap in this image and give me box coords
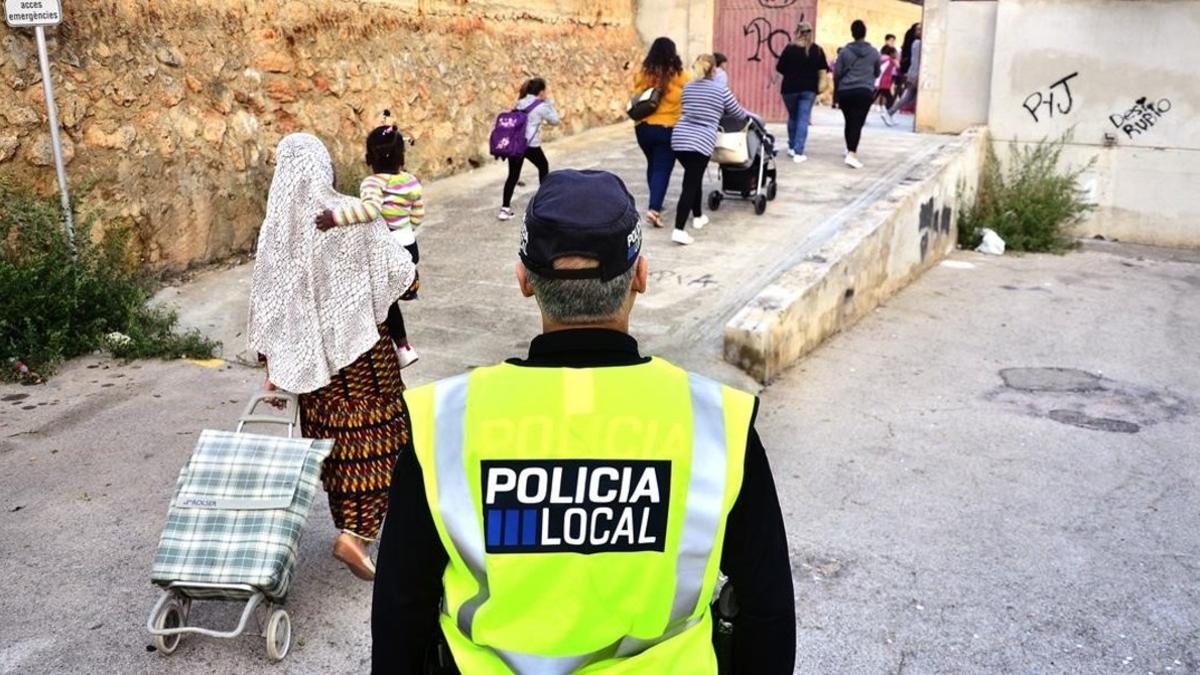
[519,170,642,282]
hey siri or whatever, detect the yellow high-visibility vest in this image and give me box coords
[406,357,755,673]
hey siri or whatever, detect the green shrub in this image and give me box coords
[959,135,1095,253]
[0,181,219,379]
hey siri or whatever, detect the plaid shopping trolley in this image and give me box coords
[146,391,332,662]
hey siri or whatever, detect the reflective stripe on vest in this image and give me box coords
[429,370,730,667]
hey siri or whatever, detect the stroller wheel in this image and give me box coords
[266,608,292,661]
[753,195,768,216]
[707,191,723,211]
[766,180,778,202]
[152,598,184,656]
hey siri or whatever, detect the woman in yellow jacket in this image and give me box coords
[633,37,690,228]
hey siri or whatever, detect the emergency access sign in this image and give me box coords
[4,0,61,27]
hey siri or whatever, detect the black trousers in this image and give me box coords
[839,89,874,153]
[385,242,420,344]
[502,147,549,207]
[674,151,709,231]
[874,88,895,109]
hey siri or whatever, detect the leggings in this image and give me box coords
[385,242,420,344]
[502,147,549,207]
[674,151,709,231]
[875,88,895,109]
[839,89,874,153]
[888,77,918,116]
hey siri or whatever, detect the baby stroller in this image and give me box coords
[146,392,333,662]
[708,115,778,216]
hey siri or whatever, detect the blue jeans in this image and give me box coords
[635,123,675,212]
[782,91,816,155]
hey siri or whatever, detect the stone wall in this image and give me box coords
[0,0,642,270]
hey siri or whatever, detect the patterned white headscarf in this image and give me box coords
[248,133,415,394]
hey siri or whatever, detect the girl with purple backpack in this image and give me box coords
[498,78,561,221]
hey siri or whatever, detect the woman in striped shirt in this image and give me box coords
[670,55,749,245]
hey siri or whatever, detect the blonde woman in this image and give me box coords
[774,21,828,163]
[669,55,749,245]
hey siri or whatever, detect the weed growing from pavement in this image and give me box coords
[0,180,219,380]
[959,134,1094,253]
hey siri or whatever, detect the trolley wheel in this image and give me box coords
[707,191,722,211]
[265,608,292,662]
[766,180,778,201]
[153,598,184,656]
[753,195,768,216]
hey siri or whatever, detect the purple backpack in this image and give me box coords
[489,100,543,159]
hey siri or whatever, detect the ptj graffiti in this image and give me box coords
[1109,96,1172,139]
[1022,72,1079,123]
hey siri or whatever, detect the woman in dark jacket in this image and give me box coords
[833,19,880,169]
[774,21,826,163]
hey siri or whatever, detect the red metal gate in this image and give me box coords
[714,0,818,122]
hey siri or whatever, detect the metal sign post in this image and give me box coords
[6,0,74,249]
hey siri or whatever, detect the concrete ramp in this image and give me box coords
[725,128,988,383]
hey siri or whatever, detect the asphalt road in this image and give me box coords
[766,243,1200,674]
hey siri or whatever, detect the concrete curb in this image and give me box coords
[724,127,989,383]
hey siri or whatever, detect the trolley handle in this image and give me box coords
[237,391,300,437]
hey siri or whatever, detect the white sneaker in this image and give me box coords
[396,344,419,369]
[497,207,514,221]
[881,109,896,127]
[844,154,864,169]
[692,214,710,230]
[786,148,796,157]
[793,154,808,164]
[671,229,694,245]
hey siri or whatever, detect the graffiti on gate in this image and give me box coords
[1021,72,1079,123]
[918,197,952,260]
[742,17,793,63]
[1109,96,1172,139]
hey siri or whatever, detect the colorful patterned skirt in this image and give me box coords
[299,326,408,540]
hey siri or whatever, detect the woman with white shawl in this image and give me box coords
[248,133,416,581]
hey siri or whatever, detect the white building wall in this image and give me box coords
[915,0,996,134]
[987,0,1200,247]
[635,0,714,64]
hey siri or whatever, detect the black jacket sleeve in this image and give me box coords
[720,403,796,673]
[371,445,447,674]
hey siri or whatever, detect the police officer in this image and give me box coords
[372,170,795,673]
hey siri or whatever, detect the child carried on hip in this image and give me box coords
[316,110,425,368]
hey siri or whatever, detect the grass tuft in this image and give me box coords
[959,134,1095,253]
[0,180,219,380]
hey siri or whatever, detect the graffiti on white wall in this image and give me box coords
[1108,97,1172,139]
[1021,72,1080,123]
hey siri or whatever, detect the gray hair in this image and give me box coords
[527,267,635,324]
